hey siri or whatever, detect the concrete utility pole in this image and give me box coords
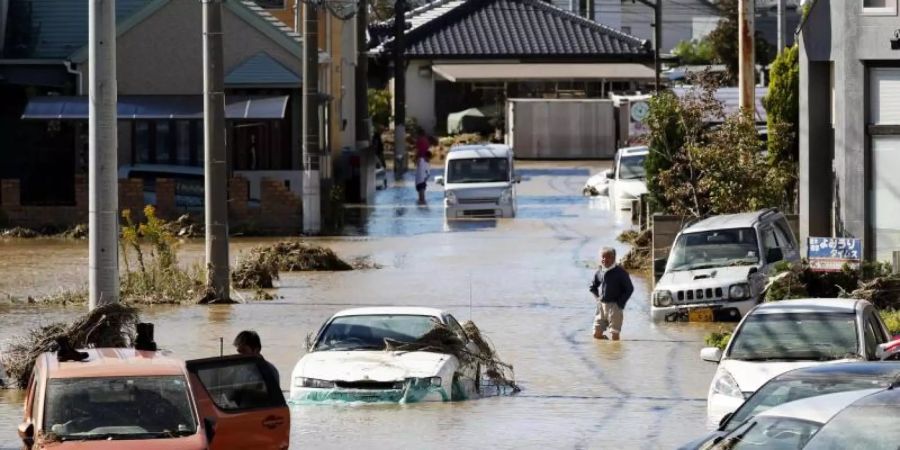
[88,0,119,309]
[356,0,372,201]
[302,0,322,233]
[739,0,755,110]
[633,0,662,93]
[202,0,230,301]
[776,0,786,53]
[393,0,407,180]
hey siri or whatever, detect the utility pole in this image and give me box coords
[302,0,322,232]
[393,0,407,180]
[738,0,755,110]
[633,0,662,93]
[88,0,119,309]
[202,0,230,301]
[356,0,371,201]
[776,0,786,53]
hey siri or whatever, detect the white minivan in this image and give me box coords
[435,144,520,219]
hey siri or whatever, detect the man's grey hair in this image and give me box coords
[600,247,616,258]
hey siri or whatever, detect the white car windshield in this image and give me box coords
[803,403,900,449]
[618,154,647,180]
[714,417,821,450]
[43,376,196,440]
[667,228,759,272]
[727,313,859,361]
[315,314,441,351]
[447,157,509,183]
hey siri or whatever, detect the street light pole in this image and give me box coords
[88,0,119,309]
[633,0,662,93]
[393,0,407,180]
[776,0,786,53]
[356,0,371,201]
[738,0,755,110]
[202,0,230,302]
[302,0,322,233]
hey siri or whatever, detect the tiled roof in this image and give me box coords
[226,51,301,86]
[4,0,152,59]
[371,0,651,59]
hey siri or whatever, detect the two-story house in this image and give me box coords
[798,0,900,261]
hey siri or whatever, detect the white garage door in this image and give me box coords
[871,68,900,125]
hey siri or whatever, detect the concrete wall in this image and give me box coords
[798,0,900,256]
[402,61,437,134]
[78,0,301,95]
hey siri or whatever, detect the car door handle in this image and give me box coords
[262,415,285,429]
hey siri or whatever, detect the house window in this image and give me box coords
[862,0,897,15]
[175,120,192,165]
[870,136,900,262]
[135,121,151,164]
[155,121,171,164]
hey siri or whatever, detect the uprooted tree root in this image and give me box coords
[618,229,652,272]
[1,303,139,388]
[385,321,520,394]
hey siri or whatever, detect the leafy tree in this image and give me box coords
[764,45,800,211]
[706,0,776,84]
[367,88,392,128]
[672,39,715,65]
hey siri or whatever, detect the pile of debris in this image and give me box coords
[1,227,39,238]
[1,303,139,388]
[847,277,900,310]
[385,321,520,394]
[165,214,204,238]
[59,224,89,239]
[618,229,652,272]
[230,241,355,290]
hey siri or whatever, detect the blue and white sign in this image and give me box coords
[808,237,862,272]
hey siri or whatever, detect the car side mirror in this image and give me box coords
[654,258,667,276]
[701,347,723,363]
[765,248,783,264]
[18,422,34,447]
[514,175,522,184]
[203,417,216,444]
[605,169,614,180]
[435,176,444,186]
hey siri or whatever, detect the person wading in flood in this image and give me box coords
[589,247,634,341]
[234,330,280,388]
[414,130,432,205]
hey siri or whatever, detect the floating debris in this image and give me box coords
[1,227,39,238]
[618,229,652,272]
[349,255,383,270]
[264,241,354,272]
[232,251,280,289]
[1,303,139,388]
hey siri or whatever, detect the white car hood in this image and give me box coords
[720,359,859,393]
[656,265,754,291]
[612,179,648,198]
[294,351,453,382]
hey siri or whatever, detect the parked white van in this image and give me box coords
[650,209,800,323]
[435,144,520,219]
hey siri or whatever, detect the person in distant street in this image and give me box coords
[372,125,385,168]
[414,130,432,205]
[589,247,634,341]
[234,330,280,388]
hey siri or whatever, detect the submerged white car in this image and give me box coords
[290,307,480,403]
[700,298,891,427]
[583,146,648,210]
[435,144,519,219]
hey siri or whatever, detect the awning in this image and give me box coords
[21,95,290,120]
[431,63,656,82]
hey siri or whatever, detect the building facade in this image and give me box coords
[798,0,900,261]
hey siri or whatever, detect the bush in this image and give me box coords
[705,329,733,350]
[673,39,715,65]
[881,310,900,336]
[368,88,392,128]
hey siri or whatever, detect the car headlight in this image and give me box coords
[294,377,335,389]
[711,369,743,399]
[445,191,458,205]
[424,376,442,387]
[728,283,750,300]
[653,290,673,307]
[499,188,513,204]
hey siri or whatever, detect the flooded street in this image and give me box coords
[0,161,718,449]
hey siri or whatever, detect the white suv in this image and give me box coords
[650,209,800,323]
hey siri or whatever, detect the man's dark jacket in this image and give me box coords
[589,265,634,308]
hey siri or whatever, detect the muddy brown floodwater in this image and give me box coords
[0,162,721,449]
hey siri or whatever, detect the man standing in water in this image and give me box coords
[589,247,634,341]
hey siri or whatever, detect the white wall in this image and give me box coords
[403,60,437,134]
[234,170,302,200]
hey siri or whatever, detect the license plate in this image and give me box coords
[688,308,714,322]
